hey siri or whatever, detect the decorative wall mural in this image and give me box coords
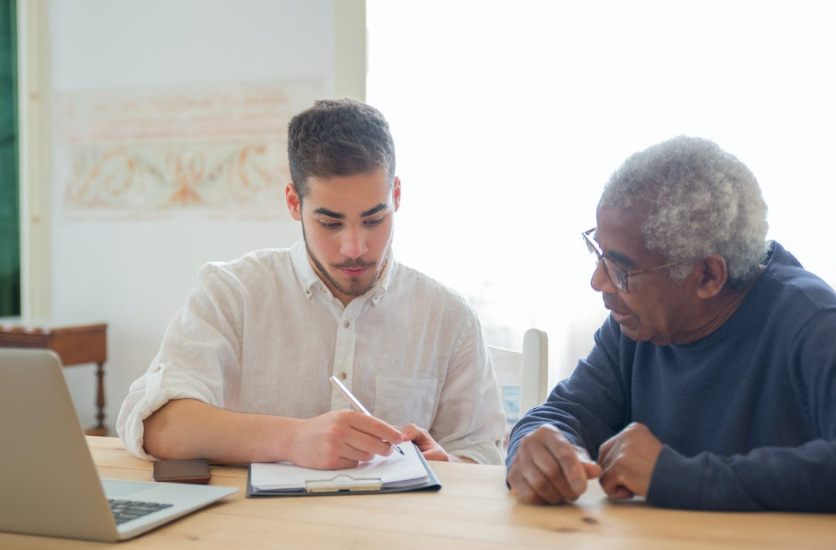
[56,80,324,220]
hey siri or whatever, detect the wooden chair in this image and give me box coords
[489,328,549,445]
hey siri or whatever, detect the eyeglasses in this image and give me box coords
[582,227,683,293]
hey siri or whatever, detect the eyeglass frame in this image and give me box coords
[582,227,683,293]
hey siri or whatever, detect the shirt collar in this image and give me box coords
[371,251,397,305]
[290,239,322,300]
[290,238,398,304]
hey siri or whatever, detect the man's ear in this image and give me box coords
[393,176,401,212]
[696,254,728,299]
[286,182,301,221]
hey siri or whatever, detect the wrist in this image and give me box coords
[255,414,301,463]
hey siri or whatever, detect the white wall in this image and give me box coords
[39,0,365,433]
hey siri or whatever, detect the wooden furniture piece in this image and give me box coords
[0,318,108,436]
[2,436,833,549]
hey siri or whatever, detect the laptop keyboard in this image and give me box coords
[109,498,173,525]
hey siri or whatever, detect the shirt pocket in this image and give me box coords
[373,376,439,429]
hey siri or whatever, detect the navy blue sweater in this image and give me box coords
[507,242,836,511]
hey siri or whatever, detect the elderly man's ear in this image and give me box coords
[696,254,729,299]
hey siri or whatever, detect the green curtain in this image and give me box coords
[0,0,19,317]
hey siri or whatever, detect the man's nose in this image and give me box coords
[340,227,368,259]
[591,259,617,294]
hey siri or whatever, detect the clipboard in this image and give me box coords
[245,441,442,497]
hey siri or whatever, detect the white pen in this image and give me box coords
[329,375,405,455]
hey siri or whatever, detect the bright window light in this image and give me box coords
[367,0,836,383]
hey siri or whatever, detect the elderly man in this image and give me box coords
[507,136,836,511]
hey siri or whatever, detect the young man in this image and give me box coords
[117,99,505,468]
[507,136,836,511]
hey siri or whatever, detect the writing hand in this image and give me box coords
[597,422,662,500]
[507,424,601,505]
[287,410,403,470]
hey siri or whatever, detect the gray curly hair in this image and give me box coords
[599,136,769,287]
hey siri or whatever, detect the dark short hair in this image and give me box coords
[287,98,396,199]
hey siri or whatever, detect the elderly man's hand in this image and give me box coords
[507,425,602,505]
[597,422,663,500]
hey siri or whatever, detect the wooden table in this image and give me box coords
[1,437,833,549]
[0,319,108,435]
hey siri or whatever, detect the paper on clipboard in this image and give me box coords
[248,441,433,494]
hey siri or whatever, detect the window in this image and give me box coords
[368,1,836,383]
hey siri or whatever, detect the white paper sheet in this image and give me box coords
[250,441,429,492]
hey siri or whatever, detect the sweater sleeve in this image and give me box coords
[649,440,836,512]
[506,316,630,467]
[648,308,836,512]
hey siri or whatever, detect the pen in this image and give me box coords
[329,375,405,456]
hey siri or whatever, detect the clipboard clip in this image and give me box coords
[305,475,384,493]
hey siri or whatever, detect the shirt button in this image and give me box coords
[338,371,347,380]
[152,366,161,373]
[342,320,350,328]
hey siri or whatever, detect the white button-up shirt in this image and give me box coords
[117,239,506,464]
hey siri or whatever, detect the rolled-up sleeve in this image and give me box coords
[116,264,244,459]
[116,361,217,459]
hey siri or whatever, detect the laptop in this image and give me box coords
[0,348,237,542]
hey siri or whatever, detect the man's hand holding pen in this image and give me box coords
[329,375,405,457]
[286,409,404,470]
[313,375,463,468]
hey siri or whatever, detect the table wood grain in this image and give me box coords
[1,436,833,549]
